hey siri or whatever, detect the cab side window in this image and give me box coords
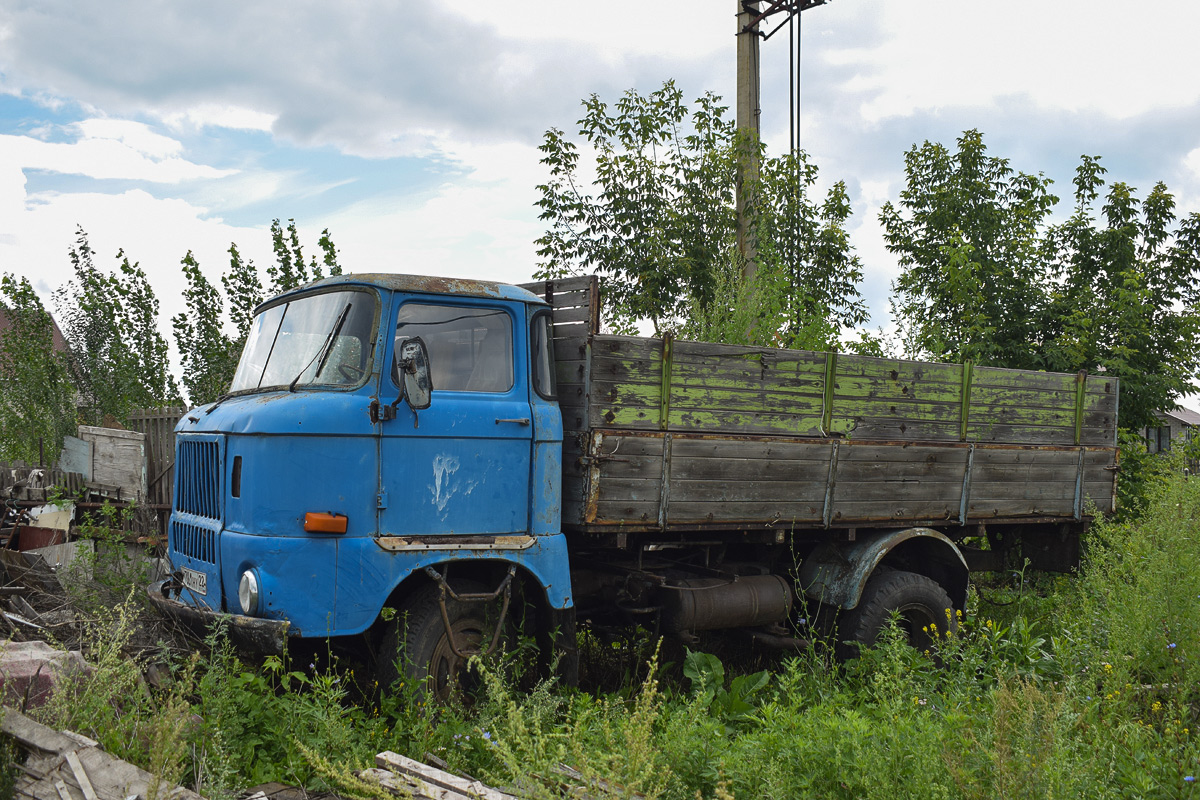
[393,304,514,392]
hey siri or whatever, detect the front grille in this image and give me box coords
[170,519,216,564]
[175,438,221,520]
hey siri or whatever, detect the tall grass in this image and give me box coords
[33,466,1200,798]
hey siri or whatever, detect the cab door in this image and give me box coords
[376,298,533,537]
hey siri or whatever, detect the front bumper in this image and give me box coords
[147,578,291,655]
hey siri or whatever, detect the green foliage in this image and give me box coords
[681,249,882,355]
[883,131,1200,430]
[38,595,162,765]
[535,83,867,343]
[173,251,237,406]
[535,82,736,333]
[39,480,1200,799]
[267,218,342,294]
[0,272,76,463]
[222,243,264,348]
[63,500,159,612]
[53,228,180,424]
[194,644,373,787]
[173,225,336,406]
[682,650,771,728]
[882,130,1057,370]
[751,151,869,341]
[1040,157,1200,428]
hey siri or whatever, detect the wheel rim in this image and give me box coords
[428,618,485,702]
[895,601,943,650]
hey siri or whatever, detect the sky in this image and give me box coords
[3,0,1200,365]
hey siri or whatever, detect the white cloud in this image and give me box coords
[1186,147,1200,180]
[325,140,547,285]
[451,0,728,64]
[821,1,1200,123]
[159,104,277,133]
[72,118,182,159]
[0,120,235,183]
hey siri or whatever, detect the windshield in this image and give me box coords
[230,290,376,393]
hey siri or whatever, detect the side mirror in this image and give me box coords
[400,337,432,410]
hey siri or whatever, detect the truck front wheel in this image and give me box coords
[379,580,494,702]
[840,569,957,657]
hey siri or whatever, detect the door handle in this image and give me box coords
[495,418,531,425]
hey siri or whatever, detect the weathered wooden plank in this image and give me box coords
[562,497,587,525]
[78,425,147,499]
[600,454,670,481]
[555,358,588,382]
[668,457,834,483]
[553,337,589,360]
[663,500,826,522]
[595,382,828,416]
[589,433,664,456]
[596,477,663,504]
[834,459,968,482]
[551,305,593,325]
[669,478,826,503]
[537,286,593,306]
[593,500,660,522]
[669,437,832,460]
[376,750,520,800]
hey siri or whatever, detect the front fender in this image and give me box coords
[799,528,969,611]
[333,532,574,636]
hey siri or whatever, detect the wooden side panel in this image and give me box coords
[554,336,591,434]
[589,434,665,526]
[518,276,600,340]
[563,428,1119,533]
[581,335,1120,448]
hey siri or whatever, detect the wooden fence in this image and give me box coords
[127,406,186,509]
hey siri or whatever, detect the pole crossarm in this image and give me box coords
[740,0,829,40]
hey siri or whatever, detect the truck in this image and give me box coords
[149,273,1119,696]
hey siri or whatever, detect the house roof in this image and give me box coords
[1159,407,1200,427]
[0,307,70,354]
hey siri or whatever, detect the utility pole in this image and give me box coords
[735,1,762,283]
[734,1,830,286]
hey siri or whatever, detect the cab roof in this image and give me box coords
[273,273,546,306]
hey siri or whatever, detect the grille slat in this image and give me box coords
[171,519,216,565]
[176,438,221,520]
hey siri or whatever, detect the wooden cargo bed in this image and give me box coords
[522,277,1120,535]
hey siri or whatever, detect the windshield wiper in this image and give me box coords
[288,303,352,392]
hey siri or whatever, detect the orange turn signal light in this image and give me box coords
[304,512,348,534]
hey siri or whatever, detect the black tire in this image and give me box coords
[379,579,496,702]
[839,569,957,657]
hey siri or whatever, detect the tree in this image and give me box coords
[682,152,873,353]
[1040,157,1200,428]
[266,218,342,294]
[535,82,736,333]
[54,228,179,425]
[175,224,341,405]
[880,130,1058,370]
[536,81,868,347]
[222,243,264,354]
[881,132,1200,429]
[173,251,236,406]
[0,273,75,463]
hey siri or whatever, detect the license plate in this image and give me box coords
[181,567,208,596]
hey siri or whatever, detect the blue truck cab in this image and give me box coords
[150,273,576,691]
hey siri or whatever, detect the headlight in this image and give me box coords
[238,570,260,615]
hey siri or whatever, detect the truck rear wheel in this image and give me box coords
[380,579,495,702]
[840,569,957,657]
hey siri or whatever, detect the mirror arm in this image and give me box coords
[396,356,418,428]
[370,357,420,427]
